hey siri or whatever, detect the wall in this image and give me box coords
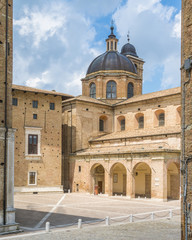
[12,90,63,191]
[181,0,192,238]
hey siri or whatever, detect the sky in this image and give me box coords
[13,0,181,96]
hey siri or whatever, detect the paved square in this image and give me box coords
[14,193,180,231]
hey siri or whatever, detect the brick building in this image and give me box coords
[63,26,181,200]
[0,0,19,233]
[12,85,72,192]
[181,0,192,238]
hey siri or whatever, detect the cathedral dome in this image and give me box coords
[86,51,137,75]
[121,42,138,58]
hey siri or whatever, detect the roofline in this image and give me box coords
[12,84,73,99]
[89,130,181,143]
[115,87,181,106]
[62,96,112,107]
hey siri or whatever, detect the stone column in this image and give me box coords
[151,157,167,201]
[104,170,111,196]
[126,164,133,199]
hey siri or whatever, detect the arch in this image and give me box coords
[133,162,151,198]
[167,162,180,200]
[106,80,116,99]
[110,163,127,196]
[127,82,134,99]
[90,163,105,194]
[135,113,144,129]
[176,106,181,125]
[90,82,96,99]
[99,115,108,132]
[154,109,165,127]
[117,115,125,131]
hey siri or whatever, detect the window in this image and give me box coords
[33,114,37,119]
[12,98,18,106]
[90,83,96,99]
[106,81,116,99]
[127,82,134,99]
[138,116,144,129]
[121,119,125,131]
[159,113,165,126]
[28,172,37,185]
[107,42,109,51]
[99,119,104,131]
[32,100,38,108]
[79,166,81,172]
[50,102,55,110]
[111,41,113,50]
[28,134,38,154]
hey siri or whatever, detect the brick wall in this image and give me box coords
[12,90,63,190]
[181,0,192,238]
[0,0,12,220]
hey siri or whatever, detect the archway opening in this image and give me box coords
[91,164,105,194]
[133,163,151,198]
[167,162,180,200]
[110,163,127,196]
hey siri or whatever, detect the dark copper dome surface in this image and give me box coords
[87,51,137,75]
[121,42,138,57]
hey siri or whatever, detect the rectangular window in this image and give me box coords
[121,119,125,131]
[32,100,38,108]
[50,102,55,110]
[79,166,81,172]
[99,119,104,131]
[33,114,37,119]
[12,98,18,106]
[28,172,36,185]
[28,134,38,154]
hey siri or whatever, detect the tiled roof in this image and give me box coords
[90,126,181,142]
[12,84,73,99]
[63,95,111,106]
[115,87,181,106]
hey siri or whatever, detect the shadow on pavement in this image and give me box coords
[15,208,101,229]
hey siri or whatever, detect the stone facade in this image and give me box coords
[12,85,72,193]
[181,0,192,238]
[0,0,19,233]
[63,87,181,200]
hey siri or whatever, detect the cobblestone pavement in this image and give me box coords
[1,216,180,240]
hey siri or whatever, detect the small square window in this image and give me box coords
[33,114,37,119]
[33,100,38,108]
[79,166,81,172]
[12,98,18,106]
[28,172,37,185]
[50,102,55,110]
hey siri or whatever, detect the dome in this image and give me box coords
[87,51,137,75]
[121,42,138,58]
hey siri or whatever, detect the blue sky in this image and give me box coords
[13,0,181,95]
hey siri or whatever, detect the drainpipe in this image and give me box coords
[3,0,9,226]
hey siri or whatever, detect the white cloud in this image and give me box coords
[113,0,181,90]
[14,3,67,47]
[13,0,102,95]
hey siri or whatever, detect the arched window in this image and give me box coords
[127,82,134,99]
[99,115,107,132]
[90,83,96,99]
[138,116,144,129]
[106,81,116,99]
[159,113,165,126]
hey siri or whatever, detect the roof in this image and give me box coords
[12,84,73,100]
[63,95,111,106]
[90,126,181,142]
[86,51,137,75]
[116,87,181,106]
